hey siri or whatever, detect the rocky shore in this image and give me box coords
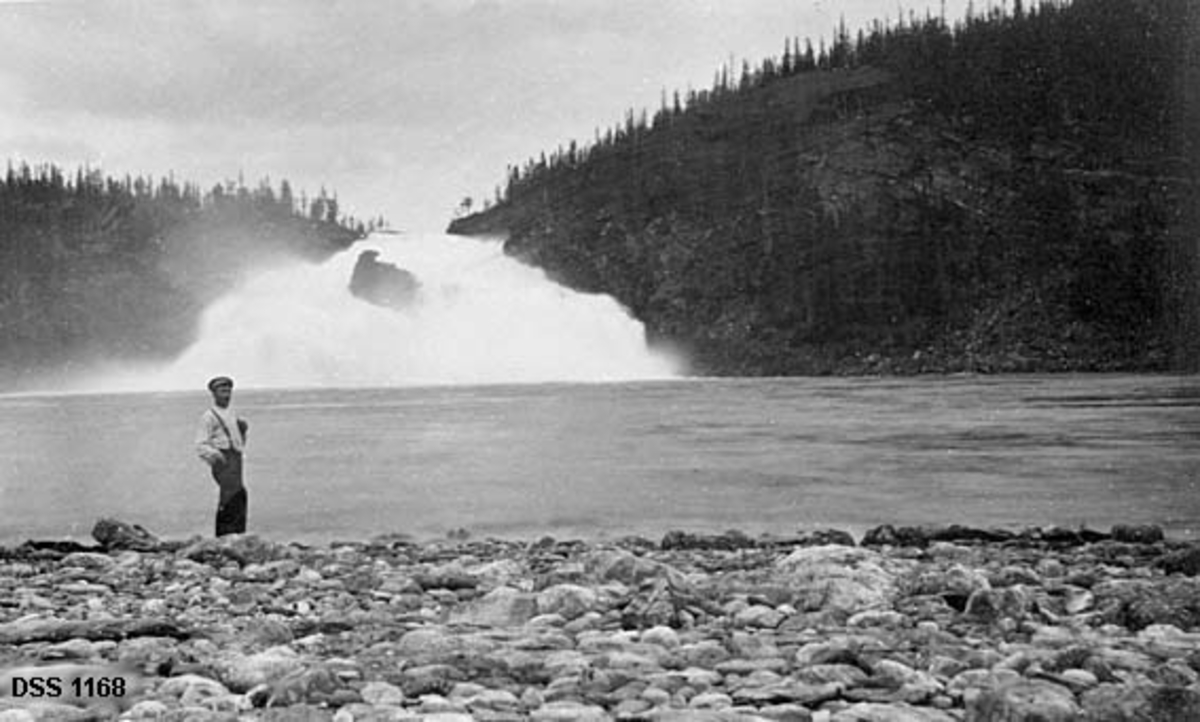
[2,520,1199,721]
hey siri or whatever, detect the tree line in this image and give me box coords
[0,162,373,383]
[1,161,386,235]
[491,0,1185,207]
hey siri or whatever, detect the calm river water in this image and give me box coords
[0,374,1197,545]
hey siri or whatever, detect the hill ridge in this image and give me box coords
[450,0,1199,376]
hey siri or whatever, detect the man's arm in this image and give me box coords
[195,411,225,465]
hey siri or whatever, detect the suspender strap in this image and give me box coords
[210,408,239,448]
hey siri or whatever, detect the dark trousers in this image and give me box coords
[211,450,248,536]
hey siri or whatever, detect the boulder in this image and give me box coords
[157,673,230,702]
[989,566,1043,588]
[412,571,479,591]
[1094,578,1200,631]
[529,700,611,721]
[909,564,991,609]
[794,663,869,687]
[92,518,161,551]
[583,549,687,587]
[734,604,785,629]
[331,706,419,721]
[393,629,498,669]
[394,629,464,660]
[686,691,733,710]
[212,646,305,692]
[59,551,117,572]
[266,664,347,707]
[1111,524,1164,544]
[861,525,930,548]
[639,626,680,649]
[793,635,883,667]
[946,669,1024,699]
[261,705,333,721]
[243,618,294,648]
[1157,545,1200,577]
[677,640,732,668]
[963,586,1032,624]
[450,586,538,627]
[0,702,95,722]
[620,575,714,628]
[124,700,171,720]
[795,528,857,547]
[776,545,909,616]
[359,681,407,707]
[830,702,957,721]
[927,525,1018,544]
[348,250,419,310]
[464,558,528,588]
[0,618,188,647]
[861,524,1015,548]
[401,664,465,697]
[728,630,781,660]
[181,534,290,567]
[466,688,521,712]
[537,584,600,620]
[965,679,1080,721]
[732,681,841,706]
[1080,683,1200,721]
[38,639,101,661]
[1135,624,1200,659]
[660,529,758,551]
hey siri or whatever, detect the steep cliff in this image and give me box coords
[450,0,1197,376]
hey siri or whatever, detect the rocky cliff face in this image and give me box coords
[449,0,1198,376]
[451,95,1185,375]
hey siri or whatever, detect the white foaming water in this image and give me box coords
[89,233,681,391]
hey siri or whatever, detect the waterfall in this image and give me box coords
[86,232,680,390]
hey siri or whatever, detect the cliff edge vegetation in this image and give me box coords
[449,0,1199,376]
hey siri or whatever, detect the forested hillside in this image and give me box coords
[450,0,1198,375]
[0,164,370,384]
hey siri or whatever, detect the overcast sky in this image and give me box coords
[0,0,972,232]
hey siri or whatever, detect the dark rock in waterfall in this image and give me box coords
[348,250,420,310]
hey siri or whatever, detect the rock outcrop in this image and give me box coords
[348,250,419,310]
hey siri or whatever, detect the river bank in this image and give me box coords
[2,520,1199,721]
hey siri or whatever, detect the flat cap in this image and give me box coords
[207,376,234,391]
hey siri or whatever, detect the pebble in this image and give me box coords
[0,522,1195,721]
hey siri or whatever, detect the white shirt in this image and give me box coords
[195,405,247,465]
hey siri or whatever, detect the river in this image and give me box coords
[1,374,1196,545]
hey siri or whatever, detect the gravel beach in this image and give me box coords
[2,520,1199,721]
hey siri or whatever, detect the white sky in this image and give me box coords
[0,0,973,231]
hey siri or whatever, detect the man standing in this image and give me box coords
[195,376,250,536]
